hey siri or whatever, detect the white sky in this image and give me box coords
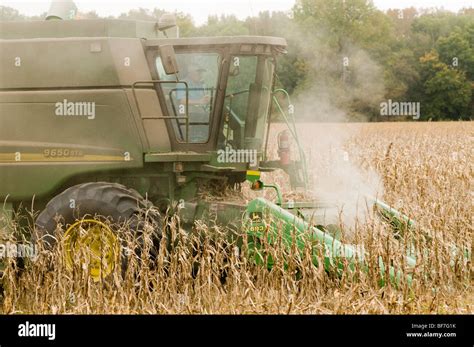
[1,0,472,25]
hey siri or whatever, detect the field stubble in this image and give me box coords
[1,122,472,314]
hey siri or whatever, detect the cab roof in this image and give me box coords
[145,36,287,47]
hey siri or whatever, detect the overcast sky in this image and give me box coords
[2,0,472,25]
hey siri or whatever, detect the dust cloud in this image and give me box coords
[286,25,386,232]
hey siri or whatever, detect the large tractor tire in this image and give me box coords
[35,182,162,281]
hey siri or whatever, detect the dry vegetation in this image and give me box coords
[1,122,472,314]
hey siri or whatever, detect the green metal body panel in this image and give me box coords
[245,197,415,286]
[370,196,471,263]
[144,153,211,162]
[0,18,287,205]
[0,89,144,200]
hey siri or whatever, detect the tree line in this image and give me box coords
[1,0,473,121]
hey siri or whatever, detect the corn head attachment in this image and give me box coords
[241,90,470,287]
[242,171,471,287]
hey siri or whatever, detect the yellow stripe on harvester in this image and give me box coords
[0,153,132,163]
[246,170,261,177]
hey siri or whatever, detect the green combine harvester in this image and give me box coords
[0,1,464,284]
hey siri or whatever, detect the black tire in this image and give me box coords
[34,182,162,276]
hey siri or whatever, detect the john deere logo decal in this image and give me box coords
[250,212,262,223]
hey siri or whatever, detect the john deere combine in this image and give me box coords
[0,1,463,284]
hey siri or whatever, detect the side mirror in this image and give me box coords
[159,45,179,75]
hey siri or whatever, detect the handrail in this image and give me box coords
[132,80,190,143]
[224,104,245,147]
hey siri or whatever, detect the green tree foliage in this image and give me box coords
[245,11,305,94]
[116,8,195,37]
[436,27,474,79]
[1,3,472,121]
[418,51,472,120]
[290,0,393,119]
[408,14,474,120]
[192,15,249,36]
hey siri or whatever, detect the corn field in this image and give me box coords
[1,122,472,314]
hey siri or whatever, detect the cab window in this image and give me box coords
[156,52,220,143]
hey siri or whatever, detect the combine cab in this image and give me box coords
[0,1,466,283]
